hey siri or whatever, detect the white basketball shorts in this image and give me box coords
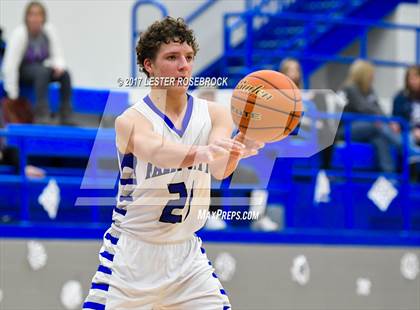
[83,228,231,309]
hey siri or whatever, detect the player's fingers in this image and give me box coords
[209,144,230,157]
[220,138,245,149]
[213,144,245,159]
[235,132,246,143]
[230,149,244,157]
[215,139,244,151]
[242,148,258,158]
[243,138,264,149]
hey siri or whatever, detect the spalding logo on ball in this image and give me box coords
[231,70,303,143]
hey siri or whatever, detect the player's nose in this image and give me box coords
[178,56,190,71]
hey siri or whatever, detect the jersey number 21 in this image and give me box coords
[159,182,193,224]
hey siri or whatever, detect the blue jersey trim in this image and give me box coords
[119,195,133,203]
[114,207,127,216]
[97,265,112,275]
[91,283,110,291]
[143,93,193,137]
[119,152,134,170]
[105,232,119,245]
[119,178,135,185]
[100,251,114,261]
[83,301,105,310]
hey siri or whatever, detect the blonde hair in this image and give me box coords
[346,59,374,94]
[279,58,303,89]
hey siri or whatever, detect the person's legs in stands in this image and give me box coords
[408,132,420,181]
[371,136,395,173]
[351,121,395,172]
[380,124,403,172]
[351,121,378,142]
[380,123,402,148]
[408,131,420,160]
[318,125,336,170]
[52,70,73,125]
[20,63,53,124]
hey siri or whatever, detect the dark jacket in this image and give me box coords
[393,90,413,123]
[342,84,383,115]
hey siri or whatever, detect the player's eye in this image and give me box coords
[167,55,176,60]
[186,55,194,62]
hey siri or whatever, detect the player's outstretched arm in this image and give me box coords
[115,108,243,169]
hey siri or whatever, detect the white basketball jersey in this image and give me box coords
[111,94,212,243]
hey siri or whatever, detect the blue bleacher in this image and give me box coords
[1,91,419,232]
[11,82,129,116]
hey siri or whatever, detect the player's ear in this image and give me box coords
[143,58,153,76]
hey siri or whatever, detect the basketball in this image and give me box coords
[231,70,303,142]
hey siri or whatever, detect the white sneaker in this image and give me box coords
[251,215,279,232]
[205,216,227,230]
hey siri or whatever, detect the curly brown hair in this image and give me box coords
[136,17,199,77]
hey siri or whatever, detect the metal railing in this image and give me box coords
[223,10,420,85]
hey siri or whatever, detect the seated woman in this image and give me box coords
[339,59,401,173]
[393,65,420,179]
[2,1,73,125]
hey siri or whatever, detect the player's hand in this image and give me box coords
[234,132,265,158]
[196,138,245,163]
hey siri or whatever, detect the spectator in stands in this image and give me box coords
[280,58,334,170]
[280,58,303,88]
[1,1,73,125]
[340,59,401,173]
[0,27,5,62]
[279,58,312,135]
[392,65,420,178]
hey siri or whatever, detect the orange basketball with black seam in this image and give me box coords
[231,70,303,142]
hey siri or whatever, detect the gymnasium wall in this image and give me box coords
[0,0,244,90]
[0,239,419,309]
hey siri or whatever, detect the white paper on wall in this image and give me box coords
[38,178,61,219]
[27,241,47,271]
[400,252,419,280]
[356,277,372,296]
[367,176,398,212]
[61,280,83,310]
[291,255,310,286]
[314,170,331,204]
[214,252,237,282]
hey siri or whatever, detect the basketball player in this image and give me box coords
[83,17,263,310]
